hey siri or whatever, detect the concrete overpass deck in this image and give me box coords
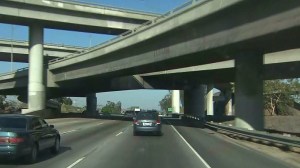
[0,48,298,97]
[0,38,84,62]
[43,0,300,83]
[141,49,300,85]
[0,0,159,34]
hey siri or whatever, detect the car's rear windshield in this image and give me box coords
[137,112,158,120]
[0,117,27,129]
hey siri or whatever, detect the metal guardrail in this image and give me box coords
[206,122,300,148]
[183,114,300,148]
[0,0,208,77]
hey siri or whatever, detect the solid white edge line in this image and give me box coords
[66,157,85,168]
[171,125,211,168]
[116,132,123,136]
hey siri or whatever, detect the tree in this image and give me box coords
[101,101,122,113]
[264,79,300,115]
[159,91,172,113]
[55,97,73,105]
[64,97,73,106]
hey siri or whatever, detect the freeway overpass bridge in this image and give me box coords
[0,0,300,130]
[0,0,159,114]
[0,38,84,62]
[0,48,298,119]
[0,0,159,34]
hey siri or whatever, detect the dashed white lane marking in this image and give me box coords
[171,125,211,168]
[116,132,123,136]
[66,157,85,168]
[97,123,104,125]
[61,130,77,135]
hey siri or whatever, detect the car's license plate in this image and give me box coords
[143,122,152,126]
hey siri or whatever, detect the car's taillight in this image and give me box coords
[9,137,24,144]
[156,120,161,124]
[0,137,24,144]
[133,120,139,125]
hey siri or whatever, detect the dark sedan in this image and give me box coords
[133,112,162,136]
[0,114,60,163]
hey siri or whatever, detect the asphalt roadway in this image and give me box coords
[0,118,295,168]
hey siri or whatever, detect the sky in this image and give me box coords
[0,0,189,110]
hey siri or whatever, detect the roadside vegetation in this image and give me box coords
[101,101,122,114]
[264,79,300,116]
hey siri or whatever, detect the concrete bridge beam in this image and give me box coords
[86,93,97,117]
[184,85,206,119]
[172,90,180,114]
[224,88,233,116]
[23,24,46,113]
[206,84,214,116]
[234,52,264,130]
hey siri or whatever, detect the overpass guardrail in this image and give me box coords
[57,0,160,16]
[0,38,84,49]
[184,115,300,148]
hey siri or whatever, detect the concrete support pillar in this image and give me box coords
[24,24,45,113]
[206,84,214,116]
[224,89,233,116]
[172,90,180,114]
[180,90,184,112]
[86,93,97,116]
[235,52,264,130]
[184,85,206,119]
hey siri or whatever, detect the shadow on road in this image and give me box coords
[0,146,71,165]
[134,132,164,137]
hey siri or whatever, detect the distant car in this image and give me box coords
[0,114,60,163]
[133,111,162,136]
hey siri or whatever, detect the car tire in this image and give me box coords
[51,137,60,154]
[156,131,162,136]
[25,143,38,164]
[133,131,138,136]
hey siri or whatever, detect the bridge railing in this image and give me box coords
[0,38,84,49]
[0,0,208,77]
[0,38,28,45]
[54,0,159,16]
[173,0,194,13]
[183,115,300,148]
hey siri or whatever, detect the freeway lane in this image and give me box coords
[0,118,130,168]
[168,120,294,168]
[0,118,296,168]
[74,120,209,168]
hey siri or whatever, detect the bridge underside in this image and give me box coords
[49,0,300,83]
[1,60,299,99]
